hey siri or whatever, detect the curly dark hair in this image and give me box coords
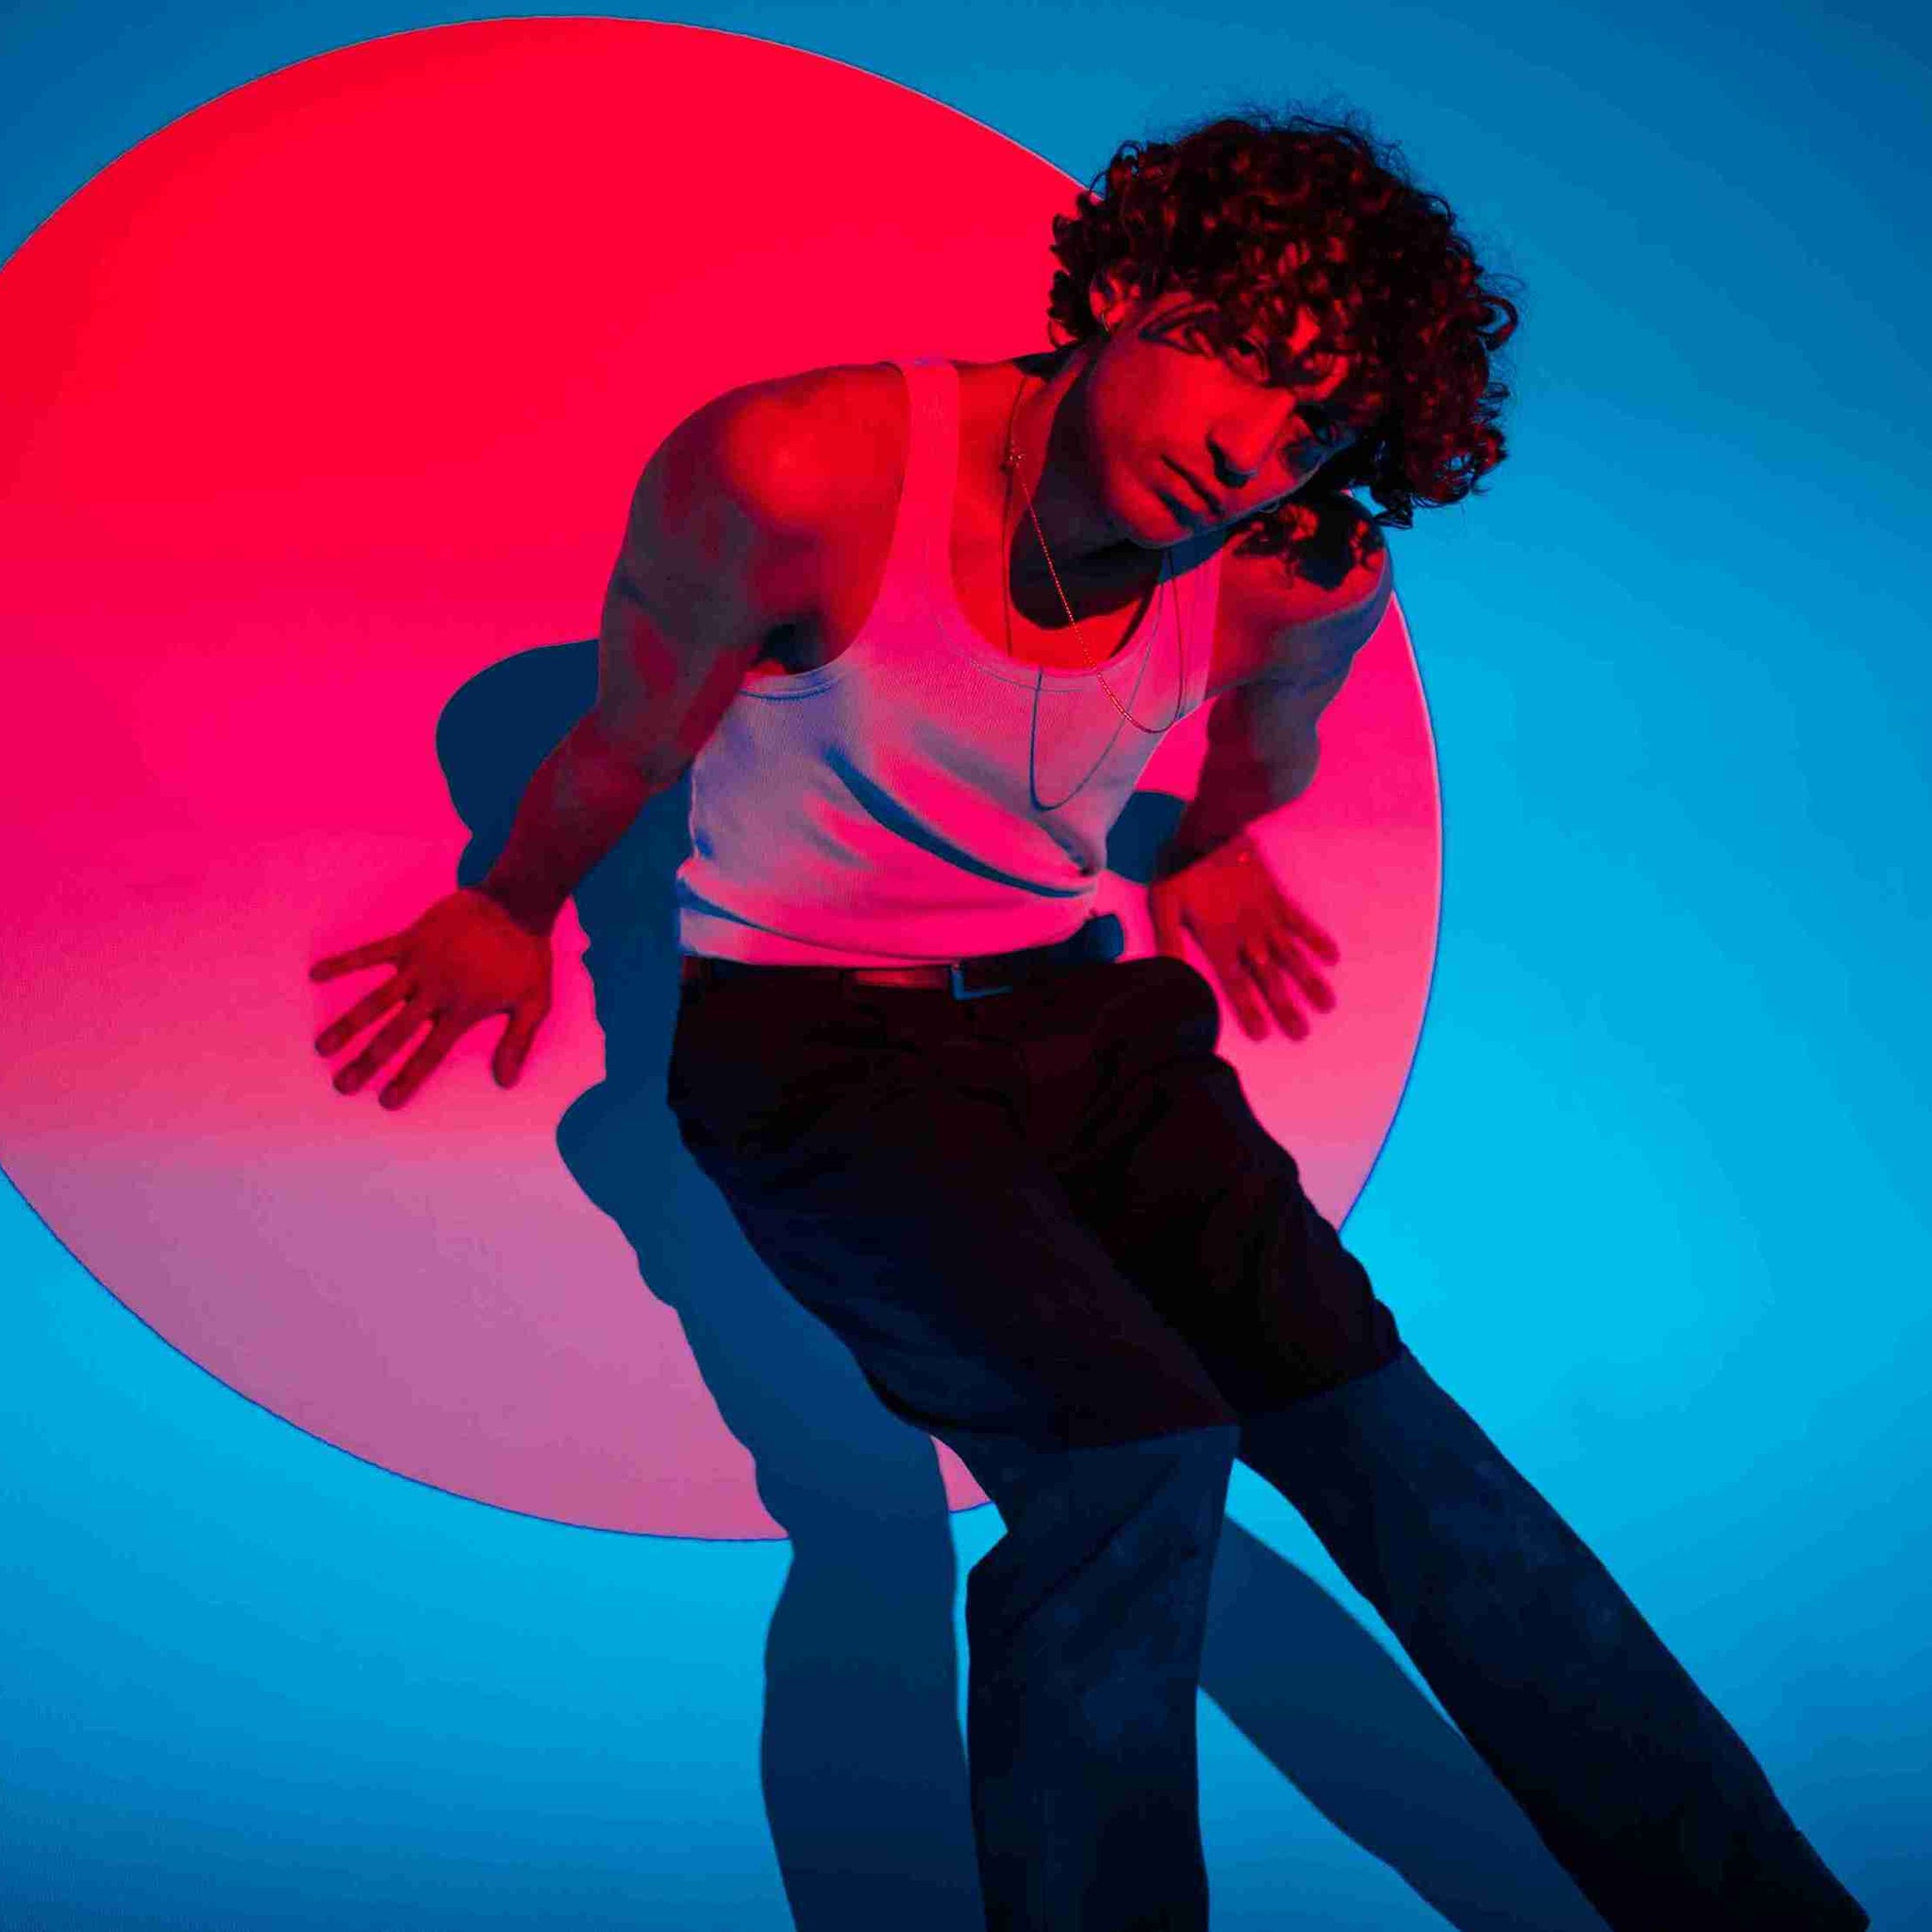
[1047,107,1523,532]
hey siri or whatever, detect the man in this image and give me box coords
[312,110,1867,1931]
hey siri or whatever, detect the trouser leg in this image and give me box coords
[943,1420,1241,1932]
[668,968,1251,1932]
[1240,1348,1870,1932]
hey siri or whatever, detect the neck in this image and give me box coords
[1000,345,1140,578]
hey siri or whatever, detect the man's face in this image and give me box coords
[1069,281,1366,549]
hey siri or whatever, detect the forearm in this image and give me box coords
[1153,746,1316,881]
[477,712,664,935]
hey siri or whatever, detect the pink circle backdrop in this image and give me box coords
[0,21,1440,1538]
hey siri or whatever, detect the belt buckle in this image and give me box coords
[948,960,1013,1002]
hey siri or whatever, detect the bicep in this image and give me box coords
[1212,534,1391,774]
[591,391,821,783]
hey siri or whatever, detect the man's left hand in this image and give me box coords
[1148,832,1339,1041]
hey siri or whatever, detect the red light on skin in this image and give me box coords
[1162,458,1225,522]
[0,19,1438,1539]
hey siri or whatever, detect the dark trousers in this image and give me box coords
[667,942,1866,1932]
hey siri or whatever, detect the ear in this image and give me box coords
[1087,268,1142,335]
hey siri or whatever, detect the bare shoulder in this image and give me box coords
[609,359,909,661]
[674,360,908,540]
[1217,492,1393,686]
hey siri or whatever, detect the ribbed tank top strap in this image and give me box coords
[861,356,959,633]
[1166,525,1225,717]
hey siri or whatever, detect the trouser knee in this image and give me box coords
[960,1422,1240,1669]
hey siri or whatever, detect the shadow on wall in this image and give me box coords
[437,640,1609,1932]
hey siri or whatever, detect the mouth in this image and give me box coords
[1162,458,1224,522]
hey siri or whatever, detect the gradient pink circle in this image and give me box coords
[0,20,1440,1538]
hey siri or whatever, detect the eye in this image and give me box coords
[1184,316,1270,377]
[1225,334,1271,378]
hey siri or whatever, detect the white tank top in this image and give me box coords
[675,355,1224,964]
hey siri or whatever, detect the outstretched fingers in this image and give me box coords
[492,997,548,1088]
[1267,917,1335,1011]
[310,933,405,981]
[1237,936,1308,1041]
[314,974,412,1058]
[1275,891,1339,964]
[333,1001,430,1096]
[379,1011,468,1111]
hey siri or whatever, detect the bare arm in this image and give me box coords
[1154,514,1392,880]
[1146,511,1391,1041]
[311,382,822,1105]
[477,389,822,934]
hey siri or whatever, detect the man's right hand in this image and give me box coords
[310,889,554,1110]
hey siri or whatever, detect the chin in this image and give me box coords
[1113,478,1202,551]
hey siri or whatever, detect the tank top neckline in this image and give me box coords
[725,355,1215,703]
[911,356,1201,694]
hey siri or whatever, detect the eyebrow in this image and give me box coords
[1257,341,1354,415]
[1284,391,1356,438]
[1171,305,1362,426]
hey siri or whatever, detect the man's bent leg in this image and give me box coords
[669,969,1246,1932]
[1042,959,1867,1929]
[1240,1350,1870,1932]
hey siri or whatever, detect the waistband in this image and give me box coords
[678,913,1125,1002]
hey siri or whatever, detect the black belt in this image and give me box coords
[678,913,1125,1002]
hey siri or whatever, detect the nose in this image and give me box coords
[1207,399,1305,490]
[1206,433,1266,490]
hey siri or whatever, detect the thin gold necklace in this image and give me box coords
[1000,368,1186,735]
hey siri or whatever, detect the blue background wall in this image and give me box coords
[3,3,1924,1926]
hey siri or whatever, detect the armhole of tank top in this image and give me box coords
[729,358,945,691]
